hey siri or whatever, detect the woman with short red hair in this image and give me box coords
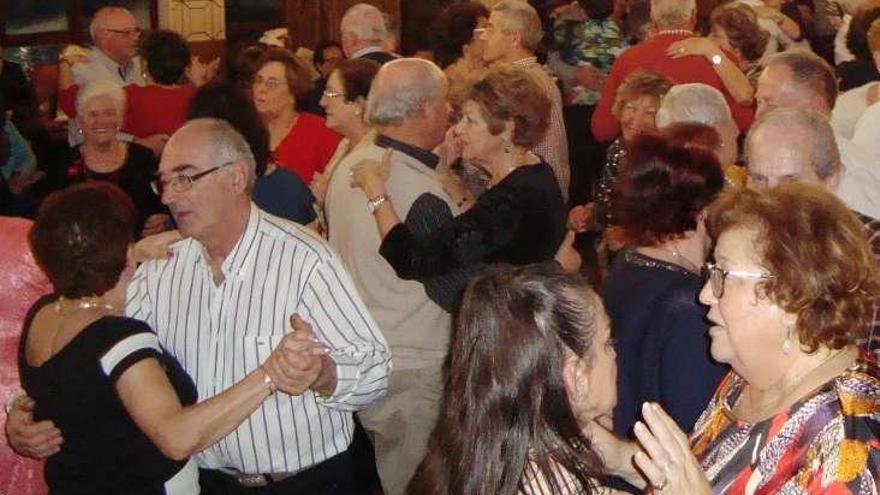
[601,133,728,444]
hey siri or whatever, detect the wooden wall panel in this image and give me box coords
[284,0,400,50]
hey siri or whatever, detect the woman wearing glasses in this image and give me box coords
[599,183,880,494]
[251,48,341,184]
[600,134,728,445]
[42,80,168,239]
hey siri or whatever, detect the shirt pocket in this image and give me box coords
[241,334,285,370]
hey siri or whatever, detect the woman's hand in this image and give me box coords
[632,402,712,495]
[262,315,331,396]
[134,229,182,263]
[555,230,581,273]
[666,38,721,60]
[583,417,646,489]
[310,170,330,207]
[350,149,392,199]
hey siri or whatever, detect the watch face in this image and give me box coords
[712,54,723,66]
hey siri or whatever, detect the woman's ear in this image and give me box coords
[502,119,515,144]
[563,352,589,399]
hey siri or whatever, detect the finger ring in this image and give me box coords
[348,170,354,178]
[654,478,668,491]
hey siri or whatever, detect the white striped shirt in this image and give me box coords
[126,205,391,474]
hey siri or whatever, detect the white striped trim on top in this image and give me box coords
[100,332,162,376]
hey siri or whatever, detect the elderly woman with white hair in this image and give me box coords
[44,80,169,238]
[655,82,748,186]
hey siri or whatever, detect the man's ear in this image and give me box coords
[230,161,250,193]
[823,168,842,192]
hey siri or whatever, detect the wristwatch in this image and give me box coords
[367,194,389,214]
[710,54,723,67]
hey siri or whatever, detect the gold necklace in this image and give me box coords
[54,296,119,314]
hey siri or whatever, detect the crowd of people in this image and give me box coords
[0,0,878,494]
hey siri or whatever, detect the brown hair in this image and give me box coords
[707,183,880,352]
[611,70,674,119]
[334,58,381,103]
[257,47,315,101]
[711,3,769,62]
[465,64,550,149]
[615,133,724,245]
[408,263,606,495]
[867,17,880,54]
[30,182,135,298]
[766,49,839,109]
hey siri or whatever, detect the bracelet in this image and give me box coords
[367,194,389,215]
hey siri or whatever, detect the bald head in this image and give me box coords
[167,118,257,192]
[367,58,448,126]
[366,58,450,149]
[90,7,140,64]
[745,108,843,190]
[340,3,388,56]
[651,0,696,29]
[755,50,838,117]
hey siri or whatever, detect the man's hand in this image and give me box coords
[262,316,332,396]
[350,149,392,199]
[5,395,63,459]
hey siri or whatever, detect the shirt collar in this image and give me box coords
[351,46,384,59]
[375,134,440,169]
[198,203,260,282]
[91,47,133,77]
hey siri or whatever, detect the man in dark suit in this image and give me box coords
[340,3,398,65]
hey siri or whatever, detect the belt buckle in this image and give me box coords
[235,473,269,488]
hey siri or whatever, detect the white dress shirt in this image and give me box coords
[127,205,391,474]
[836,134,880,219]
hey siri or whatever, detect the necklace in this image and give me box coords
[658,242,700,273]
[54,296,119,314]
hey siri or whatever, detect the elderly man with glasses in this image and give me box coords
[7,118,391,495]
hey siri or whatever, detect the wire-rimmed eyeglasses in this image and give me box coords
[702,262,772,298]
[151,162,235,196]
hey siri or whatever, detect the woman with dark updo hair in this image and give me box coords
[601,133,728,441]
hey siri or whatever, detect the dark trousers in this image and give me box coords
[199,451,355,495]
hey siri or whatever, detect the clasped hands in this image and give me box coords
[261,315,335,397]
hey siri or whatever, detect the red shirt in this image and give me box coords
[59,84,196,138]
[591,32,755,142]
[272,112,342,183]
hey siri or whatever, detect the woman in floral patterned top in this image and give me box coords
[616,184,880,494]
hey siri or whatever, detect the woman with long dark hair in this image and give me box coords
[408,263,616,495]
